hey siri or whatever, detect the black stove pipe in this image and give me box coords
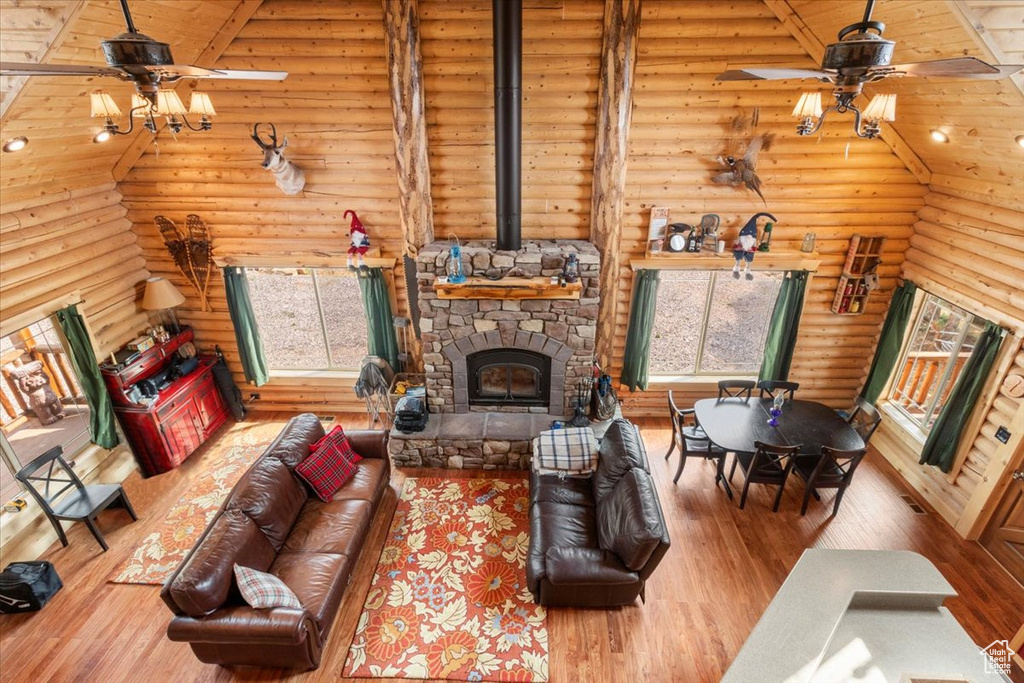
[493,0,522,252]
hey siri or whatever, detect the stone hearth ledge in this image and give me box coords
[388,412,565,469]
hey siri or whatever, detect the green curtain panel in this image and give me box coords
[860,281,917,403]
[55,305,119,449]
[758,270,808,382]
[359,268,400,372]
[919,321,1004,473]
[223,267,270,387]
[620,269,661,392]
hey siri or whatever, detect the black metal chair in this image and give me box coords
[718,379,755,399]
[729,440,799,511]
[758,380,800,401]
[665,391,732,496]
[845,396,882,444]
[792,445,868,516]
[16,446,137,551]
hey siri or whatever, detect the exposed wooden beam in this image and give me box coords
[592,0,642,371]
[381,0,434,257]
[111,0,265,182]
[762,0,933,185]
[0,1,88,122]
[946,0,1024,100]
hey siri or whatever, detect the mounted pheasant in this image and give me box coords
[710,109,774,205]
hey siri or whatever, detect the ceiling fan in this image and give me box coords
[716,0,1023,139]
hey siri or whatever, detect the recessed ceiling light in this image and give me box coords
[2,136,28,152]
[930,130,949,143]
[93,130,112,144]
[1016,135,1024,149]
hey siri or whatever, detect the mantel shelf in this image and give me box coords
[631,250,821,272]
[433,276,582,300]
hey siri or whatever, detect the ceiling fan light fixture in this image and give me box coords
[92,130,112,144]
[155,90,187,116]
[1016,135,1024,148]
[792,92,824,119]
[930,129,949,143]
[189,92,216,117]
[3,136,28,153]
[131,93,152,116]
[90,91,122,119]
[862,93,897,122]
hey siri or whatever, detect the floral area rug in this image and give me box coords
[344,477,548,681]
[108,421,286,584]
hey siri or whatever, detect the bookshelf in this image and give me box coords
[831,234,885,315]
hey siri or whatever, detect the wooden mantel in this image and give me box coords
[631,250,822,272]
[433,277,582,300]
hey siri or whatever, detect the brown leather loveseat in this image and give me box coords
[527,418,670,607]
[161,413,390,670]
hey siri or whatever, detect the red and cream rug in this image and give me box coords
[109,421,285,585]
[344,477,548,681]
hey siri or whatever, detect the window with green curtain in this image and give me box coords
[860,280,917,404]
[54,304,119,449]
[919,321,1004,473]
[758,270,808,382]
[358,268,400,372]
[620,269,661,391]
[223,267,270,386]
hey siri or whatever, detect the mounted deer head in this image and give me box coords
[251,122,305,195]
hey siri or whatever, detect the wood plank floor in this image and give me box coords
[1,413,1021,683]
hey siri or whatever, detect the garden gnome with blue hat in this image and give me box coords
[732,212,776,280]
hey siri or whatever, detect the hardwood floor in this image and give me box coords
[1,413,1021,683]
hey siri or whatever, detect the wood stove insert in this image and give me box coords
[466,349,550,407]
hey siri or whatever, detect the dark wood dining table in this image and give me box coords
[693,397,866,499]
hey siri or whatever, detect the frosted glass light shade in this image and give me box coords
[792,92,823,118]
[189,92,216,116]
[863,94,897,122]
[142,277,186,310]
[90,92,121,118]
[156,90,187,116]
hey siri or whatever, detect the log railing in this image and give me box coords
[889,350,971,420]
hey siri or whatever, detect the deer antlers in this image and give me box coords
[251,122,279,150]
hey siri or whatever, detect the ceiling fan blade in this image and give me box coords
[889,57,1023,79]
[716,68,834,82]
[152,65,288,81]
[0,61,121,77]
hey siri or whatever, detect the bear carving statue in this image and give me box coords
[7,361,64,425]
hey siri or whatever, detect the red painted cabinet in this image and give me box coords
[102,328,231,477]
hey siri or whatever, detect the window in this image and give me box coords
[887,292,984,432]
[1,316,92,504]
[649,271,784,376]
[247,267,368,371]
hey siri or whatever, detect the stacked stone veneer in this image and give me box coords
[416,239,600,415]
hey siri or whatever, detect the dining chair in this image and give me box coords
[16,445,137,552]
[845,396,882,444]
[729,440,800,512]
[792,445,868,516]
[718,379,755,399]
[665,391,729,490]
[758,380,800,401]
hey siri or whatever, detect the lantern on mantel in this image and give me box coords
[447,235,467,284]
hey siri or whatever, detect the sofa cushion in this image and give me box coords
[331,458,388,503]
[527,500,599,595]
[227,456,308,551]
[266,413,327,470]
[592,419,649,503]
[529,470,595,508]
[270,552,350,633]
[168,509,277,618]
[234,564,302,610]
[596,468,667,572]
[296,428,362,502]
[282,498,373,557]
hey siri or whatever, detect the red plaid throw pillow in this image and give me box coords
[296,426,362,502]
[234,564,301,609]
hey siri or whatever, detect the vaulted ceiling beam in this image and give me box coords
[945,0,1024,99]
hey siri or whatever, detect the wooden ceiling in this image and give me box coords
[0,0,1021,205]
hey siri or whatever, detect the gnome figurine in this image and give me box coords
[732,212,777,280]
[345,210,370,271]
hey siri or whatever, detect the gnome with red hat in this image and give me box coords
[345,210,370,271]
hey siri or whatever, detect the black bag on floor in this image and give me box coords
[212,346,246,421]
[0,561,62,614]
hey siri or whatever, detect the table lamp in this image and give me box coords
[142,277,186,333]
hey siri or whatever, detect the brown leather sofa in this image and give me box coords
[527,419,670,607]
[161,413,390,670]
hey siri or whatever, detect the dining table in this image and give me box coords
[693,397,866,499]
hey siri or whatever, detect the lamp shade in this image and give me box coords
[863,93,897,122]
[155,90,187,116]
[90,92,122,118]
[142,277,186,310]
[792,92,823,118]
[189,92,216,117]
[131,93,153,117]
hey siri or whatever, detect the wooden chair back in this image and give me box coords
[809,446,868,489]
[847,397,882,444]
[758,380,800,401]
[748,441,799,483]
[718,380,755,399]
[15,446,84,511]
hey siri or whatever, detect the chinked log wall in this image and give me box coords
[0,184,148,556]
[873,189,1024,536]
